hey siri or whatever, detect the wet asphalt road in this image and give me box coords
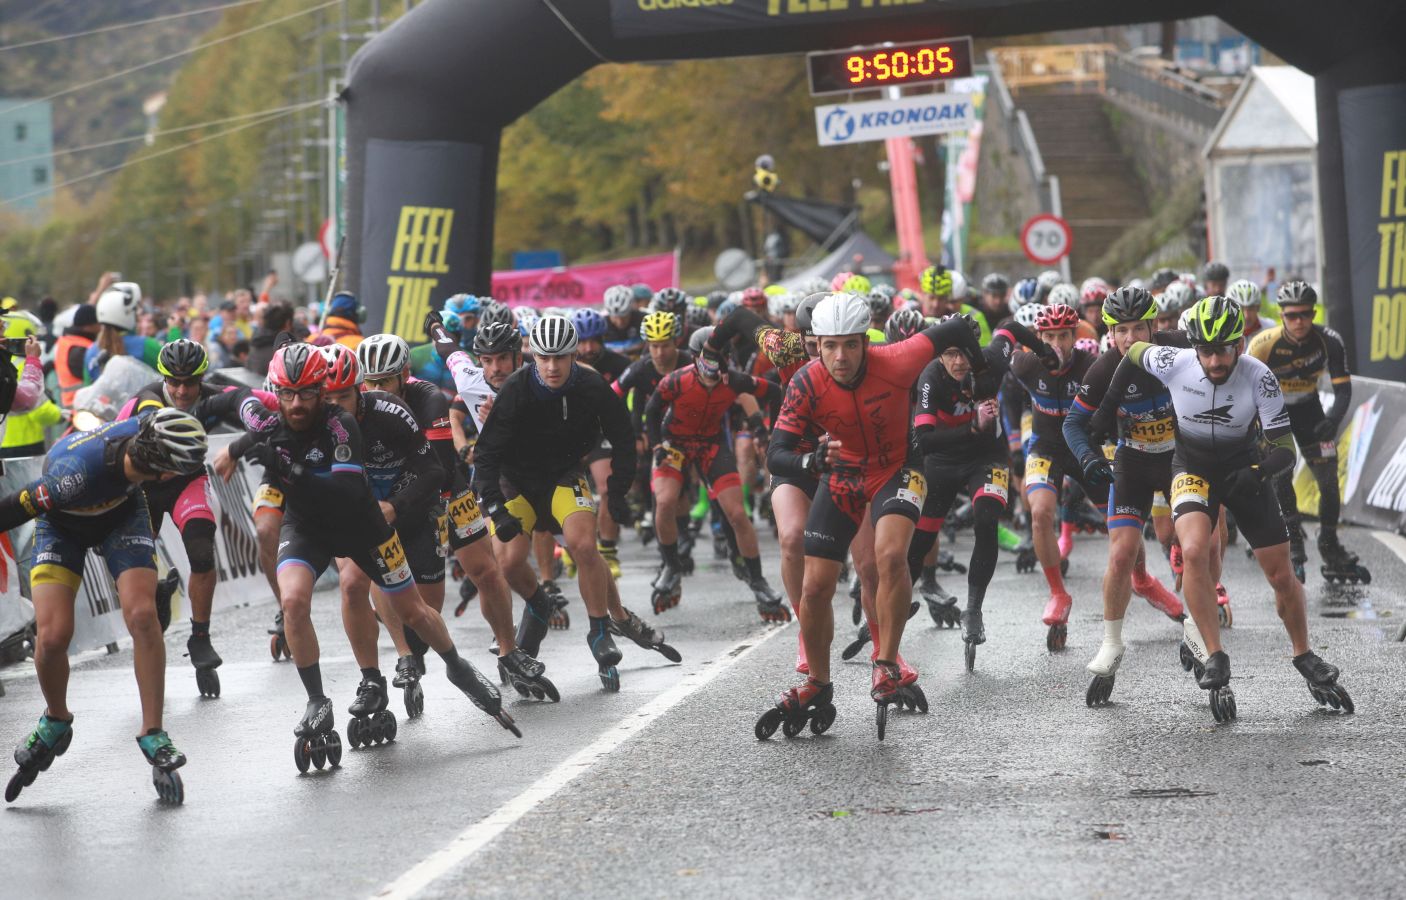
[1,524,1403,899]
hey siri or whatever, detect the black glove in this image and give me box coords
[652,443,676,469]
[1081,453,1115,490]
[243,440,289,477]
[424,311,459,362]
[606,492,634,528]
[1313,419,1338,442]
[1037,343,1062,372]
[800,435,831,477]
[487,504,522,543]
[1221,465,1263,503]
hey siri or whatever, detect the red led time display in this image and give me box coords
[808,37,974,96]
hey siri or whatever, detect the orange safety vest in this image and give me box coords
[54,333,93,407]
[312,315,363,350]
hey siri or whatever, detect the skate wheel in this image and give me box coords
[1218,605,1232,628]
[964,641,976,673]
[656,642,682,664]
[270,635,281,661]
[310,734,328,770]
[325,731,342,767]
[781,714,806,738]
[1335,686,1355,714]
[347,717,362,749]
[1179,642,1195,673]
[1209,687,1237,723]
[5,770,24,803]
[906,685,929,714]
[810,704,837,735]
[875,702,888,741]
[841,635,868,661]
[196,667,220,699]
[293,738,311,774]
[537,676,561,703]
[495,711,523,739]
[1359,569,1372,586]
[1046,624,1067,653]
[404,684,424,719]
[379,711,397,743]
[153,768,184,805]
[1086,674,1115,708]
[550,610,570,630]
[755,707,783,740]
[599,666,621,693]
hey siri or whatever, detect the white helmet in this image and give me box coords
[132,407,208,475]
[950,270,969,301]
[1047,283,1079,307]
[97,282,142,331]
[1014,303,1042,329]
[603,285,633,317]
[809,293,872,337]
[529,315,579,356]
[357,333,410,379]
[1161,281,1195,313]
[1037,270,1061,290]
[1177,307,1195,331]
[1226,279,1262,310]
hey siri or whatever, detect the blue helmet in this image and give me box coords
[572,308,607,340]
[443,293,480,316]
[1012,277,1040,307]
[716,299,740,321]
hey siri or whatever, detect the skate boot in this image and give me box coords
[445,654,521,737]
[587,618,624,693]
[598,542,623,580]
[637,510,655,546]
[711,531,728,560]
[346,675,397,749]
[1057,522,1075,561]
[936,549,967,574]
[729,553,749,584]
[5,714,73,804]
[454,576,479,617]
[920,567,960,628]
[610,608,682,663]
[1178,614,1209,681]
[542,580,570,630]
[1319,530,1371,585]
[185,629,223,699]
[960,605,985,672]
[890,654,929,713]
[393,654,425,718]
[498,648,560,702]
[293,697,343,773]
[1198,650,1236,723]
[842,603,921,660]
[1287,524,1308,584]
[268,609,291,661]
[676,531,696,576]
[1131,570,1184,620]
[1215,583,1232,627]
[154,569,180,633]
[850,577,863,625]
[1042,591,1072,652]
[755,678,837,739]
[137,729,187,805]
[515,589,553,658]
[870,659,923,741]
[996,523,1023,552]
[1085,639,1124,707]
[750,576,792,623]
[650,561,683,614]
[1014,542,1038,574]
[1293,651,1354,713]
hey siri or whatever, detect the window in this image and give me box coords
[15,123,26,141]
[33,167,47,185]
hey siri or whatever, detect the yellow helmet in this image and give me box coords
[640,310,680,343]
[920,266,952,297]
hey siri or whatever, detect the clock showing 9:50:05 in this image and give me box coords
[807,37,974,96]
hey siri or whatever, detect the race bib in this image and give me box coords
[449,491,482,528]
[1026,455,1053,486]
[1102,443,1117,462]
[573,477,596,510]
[895,469,927,509]
[1318,441,1337,459]
[1127,417,1176,448]
[657,446,685,471]
[1170,472,1211,508]
[980,467,1010,502]
[376,533,412,585]
[252,484,285,512]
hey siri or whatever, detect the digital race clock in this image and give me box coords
[807,37,975,97]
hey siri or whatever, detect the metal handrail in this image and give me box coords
[1103,51,1225,131]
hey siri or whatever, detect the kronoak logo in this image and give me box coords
[637,0,732,8]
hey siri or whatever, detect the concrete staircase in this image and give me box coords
[1016,91,1150,278]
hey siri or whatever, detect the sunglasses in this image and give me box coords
[275,387,321,402]
[1281,310,1313,322]
[163,377,201,389]
[363,374,399,389]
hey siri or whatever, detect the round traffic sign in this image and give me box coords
[714,247,757,290]
[292,241,328,285]
[1021,214,1073,265]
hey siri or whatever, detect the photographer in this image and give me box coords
[0,333,47,428]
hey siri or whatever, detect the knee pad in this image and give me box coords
[182,519,217,574]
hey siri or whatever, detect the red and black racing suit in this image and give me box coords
[644,366,773,499]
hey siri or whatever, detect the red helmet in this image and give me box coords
[269,342,329,389]
[321,343,361,391]
[1034,304,1081,332]
[741,286,767,309]
[1080,277,1110,306]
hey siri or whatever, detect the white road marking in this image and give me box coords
[1371,529,1406,567]
[372,622,794,899]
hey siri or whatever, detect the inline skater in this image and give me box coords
[1063,287,1186,707]
[1008,303,1106,651]
[573,308,631,579]
[1089,296,1353,721]
[644,328,786,621]
[763,294,984,740]
[472,316,671,692]
[213,343,518,773]
[909,313,1057,672]
[1,408,208,804]
[1248,281,1367,584]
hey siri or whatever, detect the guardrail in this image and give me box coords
[990,44,1113,96]
[1104,51,1224,131]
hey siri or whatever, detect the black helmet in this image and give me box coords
[1100,286,1157,326]
[706,290,728,310]
[1275,280,1317,307]
[794,292,826,335]
[478,301,513,330]
[981,273,1009,295]
[473,320,522,356]
[651,287,689,315]
[685,305,712,330]
[1150,268,1179,292]
[157,338,210,379]
[1201,261,1230,284]
[884,307,925,343]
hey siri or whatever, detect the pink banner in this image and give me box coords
[491,251,679,308]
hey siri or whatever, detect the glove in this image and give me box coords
[487,504,522,543]
[652,442,676,469]
[1221,465,1263,504]
[425,310,459,362]
[606,492,634,528]
[1081,454,1114,490]
[1313,419,1338,442]
[800,435,831,477]
[243,440,290,477]
[1036,343,1062,372]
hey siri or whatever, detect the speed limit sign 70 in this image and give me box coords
[1021,214,1072,265]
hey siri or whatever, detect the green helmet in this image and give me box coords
[1184,296,1245,345]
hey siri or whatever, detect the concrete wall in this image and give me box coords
[1102,94,1207,207]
